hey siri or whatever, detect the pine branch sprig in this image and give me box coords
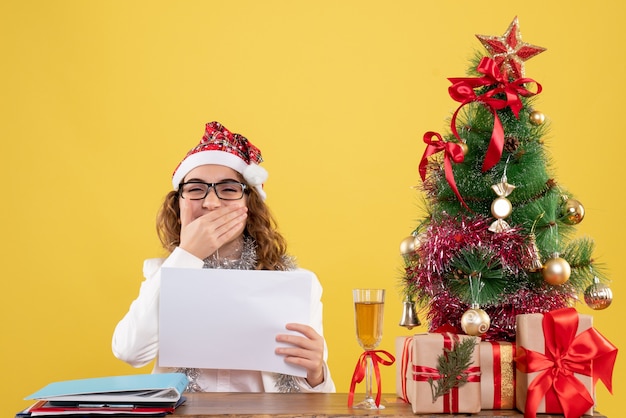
[429,337,478,403]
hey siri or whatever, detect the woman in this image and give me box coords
[112,121,335,393]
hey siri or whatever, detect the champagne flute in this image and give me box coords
[352,288,385,409]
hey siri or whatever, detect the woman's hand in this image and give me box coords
[178,199,247,260]
[275,323,325,387]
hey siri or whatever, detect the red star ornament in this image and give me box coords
[476,16,546,79]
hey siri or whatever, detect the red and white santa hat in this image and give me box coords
[172,121,268,200]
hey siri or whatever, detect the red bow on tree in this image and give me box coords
[448,56,541,172]
[419,131,467,209]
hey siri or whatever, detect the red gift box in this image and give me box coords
[515,308,617,418]
[405,332,481,414]
[480,341,516,410]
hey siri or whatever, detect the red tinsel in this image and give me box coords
[426,290,572,341]
[405,214,572,341]
[410,214,531,279]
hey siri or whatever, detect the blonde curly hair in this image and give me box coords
[156,180,290,271]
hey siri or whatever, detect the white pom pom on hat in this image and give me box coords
[243,163,268,190]
[172,121,268,200]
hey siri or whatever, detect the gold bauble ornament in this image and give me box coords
[400,235,423,256]
[491,196,513,219]
[460,306,491,336]
[542,256,571,285]
[584,278,613,310]
[459,142,469,156]
[561,198,585,225]
[400,236,416,256]
[529,110,545,125]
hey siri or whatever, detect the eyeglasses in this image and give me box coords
[179,181,248,201]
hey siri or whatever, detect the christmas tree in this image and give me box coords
[400,17,613,342]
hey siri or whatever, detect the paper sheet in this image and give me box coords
[158,267,316,377]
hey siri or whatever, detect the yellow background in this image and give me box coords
[1,1,623,416]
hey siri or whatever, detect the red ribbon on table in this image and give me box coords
[347,350,395,408]
[516,307,618,418]
[447,56,541,172]
[418,131,468,210]
[411,333,480,413]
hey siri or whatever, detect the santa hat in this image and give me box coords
[172,121,268,200]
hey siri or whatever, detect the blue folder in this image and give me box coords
[24,373,188,404]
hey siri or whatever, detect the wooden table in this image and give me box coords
[171,393,606,417]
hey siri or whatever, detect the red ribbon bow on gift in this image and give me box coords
[347,350,395,408]
[448,56,541,172]
[516,308,618,418]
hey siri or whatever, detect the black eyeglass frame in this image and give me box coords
[178,180,249,201]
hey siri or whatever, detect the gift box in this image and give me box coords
[515,308,617,418]
[406,333,481,414]
[479,341,515,410]
[395,336,413,402]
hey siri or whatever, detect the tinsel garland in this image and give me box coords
[405,214,532,295]
[427,289,571,341]
[404,214,572,341]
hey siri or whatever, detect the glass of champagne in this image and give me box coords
[352,288,385,409]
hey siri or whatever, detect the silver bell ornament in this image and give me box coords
[398,297,421,329]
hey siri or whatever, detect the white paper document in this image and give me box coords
[158,267,317,377]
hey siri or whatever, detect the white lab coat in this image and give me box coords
[112,247,335,393]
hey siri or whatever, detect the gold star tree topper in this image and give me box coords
[476,17,546,79]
